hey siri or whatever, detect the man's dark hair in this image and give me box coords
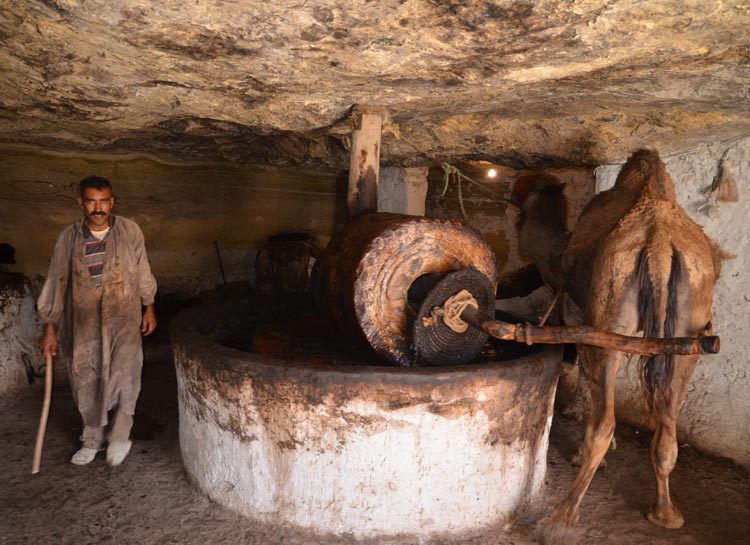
[78,175,113,195]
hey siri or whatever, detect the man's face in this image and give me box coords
[78,187,115,230]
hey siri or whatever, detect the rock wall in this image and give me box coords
[0,274,43,396]
[2,2,748,168]
[0,148,344,297]
[596,138,750,466]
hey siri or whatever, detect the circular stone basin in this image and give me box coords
[170,297,561,540]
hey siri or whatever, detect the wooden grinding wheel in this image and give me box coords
[412,268,495,366]
[312,212,497,366]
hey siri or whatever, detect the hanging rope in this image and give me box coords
[440,163,468,219]
[439,162,505,220]
[391,133,512,221]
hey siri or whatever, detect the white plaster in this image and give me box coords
[595,138,750,466]
[175,364,553,539]
[0,277,43,396]
[378,166,429,216]
[528,380,557,497]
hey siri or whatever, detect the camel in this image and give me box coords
[511,149,728,538]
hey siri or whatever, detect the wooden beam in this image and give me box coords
[460,306,720,356]
[347,111,382,219]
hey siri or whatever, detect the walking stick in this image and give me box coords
[31,353,53,474]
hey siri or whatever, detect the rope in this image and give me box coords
[440,163,469,219]
[392,132,513,220]
[517,322,534,345]
[431,289,479,333]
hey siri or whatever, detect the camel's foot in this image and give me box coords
[647,504,684,529]
[541,520,581,545]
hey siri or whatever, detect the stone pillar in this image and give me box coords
[0,273,44,396]
[347,112,382,219]
[377,166,429,216]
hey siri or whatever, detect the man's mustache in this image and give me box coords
[90,212,107,216]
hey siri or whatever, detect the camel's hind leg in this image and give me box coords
[547,277,638,535]
[647,352,699,529]
[646,267,713,529]
[548,345,625,528]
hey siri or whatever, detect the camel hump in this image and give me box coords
[616,149,676,201]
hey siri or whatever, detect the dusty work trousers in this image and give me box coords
[81,411,133,449]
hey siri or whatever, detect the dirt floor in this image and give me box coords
[1,335,748,545]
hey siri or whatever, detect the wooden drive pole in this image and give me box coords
[461,306,720,356]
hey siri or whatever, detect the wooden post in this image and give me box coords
[347,111,382,219]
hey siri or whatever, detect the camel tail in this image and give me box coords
[636,244,682,412]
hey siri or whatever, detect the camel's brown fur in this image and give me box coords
[512,150,728,537]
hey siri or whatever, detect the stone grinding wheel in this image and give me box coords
[312,212,497,366]
[413,268,495,366]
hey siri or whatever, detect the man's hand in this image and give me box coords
[141,304,157,336]
[38,323,58,358]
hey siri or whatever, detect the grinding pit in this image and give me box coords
[171,297,561,539]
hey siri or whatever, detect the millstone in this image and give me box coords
[312,212,497,366]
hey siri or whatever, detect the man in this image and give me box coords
[37,175,157,467]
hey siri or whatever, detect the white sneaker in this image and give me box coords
[106,440,132,467]
[70,447,99,465]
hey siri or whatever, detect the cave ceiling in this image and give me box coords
[1,1,749,170]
